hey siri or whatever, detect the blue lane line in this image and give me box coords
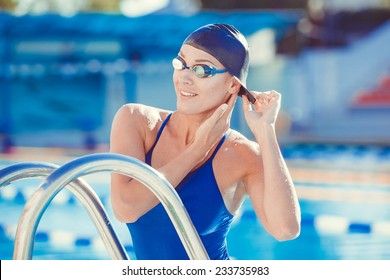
[0,222,134,251]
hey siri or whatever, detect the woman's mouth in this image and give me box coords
[180,91,198,97]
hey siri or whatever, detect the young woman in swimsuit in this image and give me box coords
[110,23,301,260]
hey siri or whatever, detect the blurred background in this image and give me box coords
[0,0,390,260]
[0,0,389,151]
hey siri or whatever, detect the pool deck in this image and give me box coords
[0,145,109,162]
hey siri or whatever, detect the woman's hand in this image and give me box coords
[192,95,237,160]
[242,90,281,134]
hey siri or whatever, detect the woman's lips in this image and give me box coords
[180,91,198,97]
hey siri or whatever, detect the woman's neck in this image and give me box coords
[168,110,213,147]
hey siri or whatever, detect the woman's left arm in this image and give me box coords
[242,91,301,241]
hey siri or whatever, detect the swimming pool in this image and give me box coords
[1,144,390,260]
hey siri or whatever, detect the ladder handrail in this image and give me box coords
[0,161,129,260]
[12,153,209,260]
[0,162,58,186]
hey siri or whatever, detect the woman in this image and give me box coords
[110,23,301,260]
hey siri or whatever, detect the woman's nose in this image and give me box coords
[178,69,194,85]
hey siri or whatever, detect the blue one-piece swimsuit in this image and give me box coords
[126,113,234,260]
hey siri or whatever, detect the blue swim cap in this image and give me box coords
[183,23,254,102]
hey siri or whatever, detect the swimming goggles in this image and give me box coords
[172,56,228,78]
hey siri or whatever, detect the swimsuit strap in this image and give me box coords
[210,129,230,159]
[148,112,173,153]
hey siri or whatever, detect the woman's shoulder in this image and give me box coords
[118,103,171,120]
[222,129,262,168]
[226,130,260,155]
[115,103,172,130]
[112,104,172,149]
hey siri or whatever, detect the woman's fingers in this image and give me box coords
[209,103,228,124]
[248,91,280,111]
[224,94,237,119]
[208,95,234,126]
[242,94,251,111]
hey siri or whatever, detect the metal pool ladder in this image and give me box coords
[0,153,209,260]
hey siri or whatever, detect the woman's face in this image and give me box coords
[173,44,238,116]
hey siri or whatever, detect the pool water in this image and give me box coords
[1,144,390,260]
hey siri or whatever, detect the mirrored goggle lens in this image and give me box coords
[193,65,207,78]
[172,58,184,70]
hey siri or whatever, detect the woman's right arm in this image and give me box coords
[110,104,228,223]
[110,104,152,222]
[110,98,235,222]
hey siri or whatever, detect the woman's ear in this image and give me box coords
[228,77,241,94]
